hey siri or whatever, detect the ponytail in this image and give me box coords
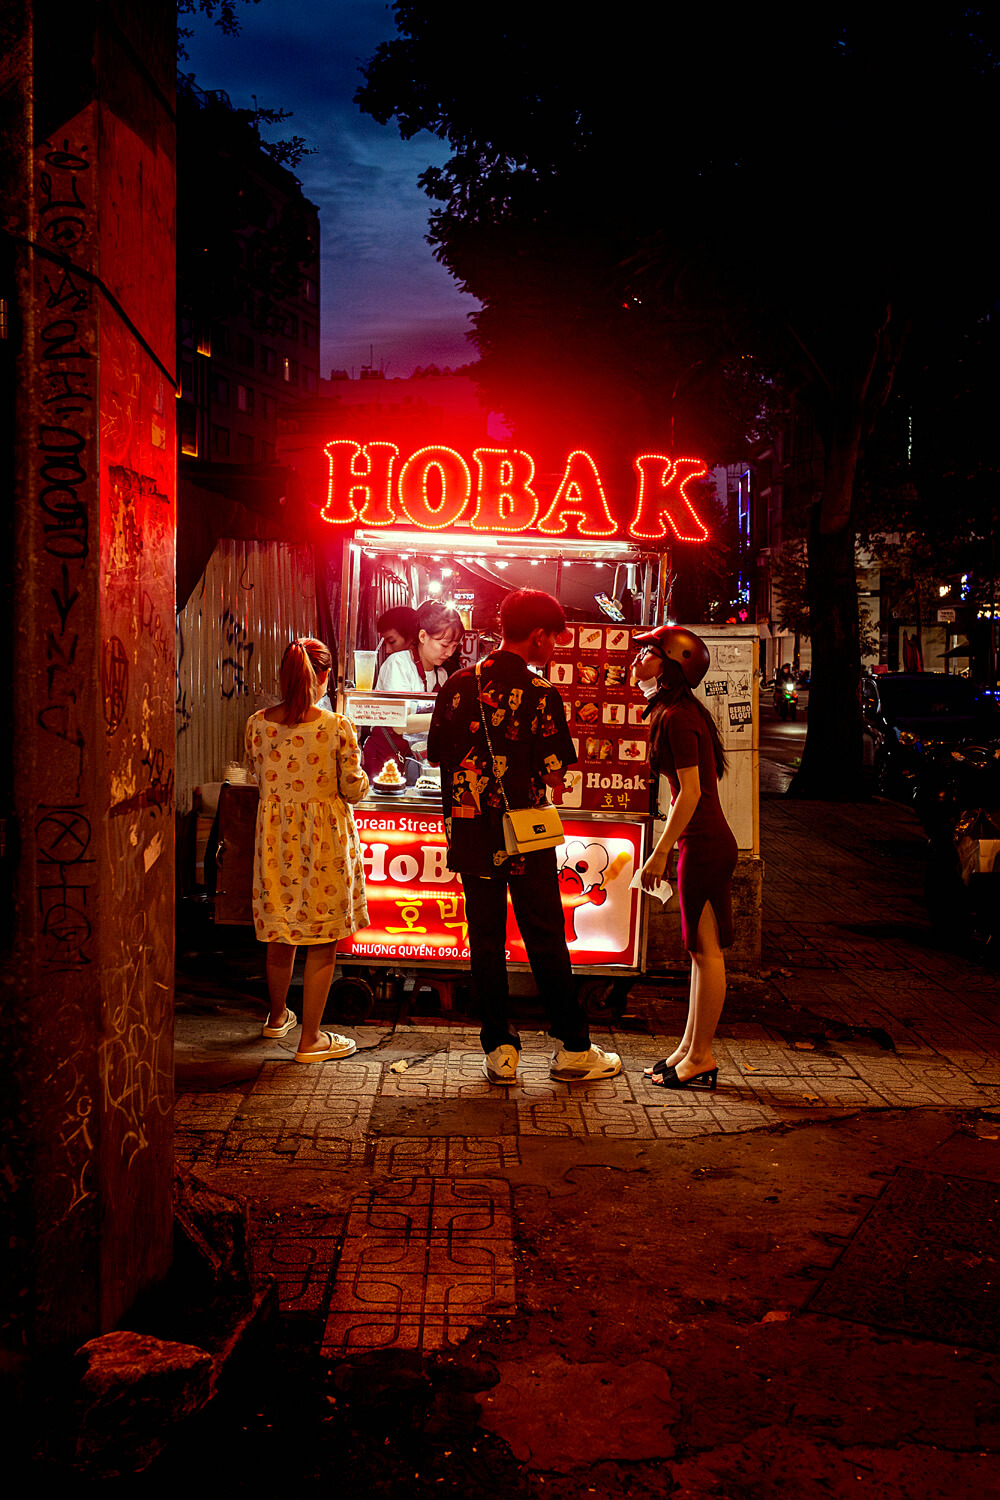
[279,637,333,725]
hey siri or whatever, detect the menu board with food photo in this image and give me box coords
[546,624,652,813]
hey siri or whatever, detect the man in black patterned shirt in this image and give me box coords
[428,589,621,1086]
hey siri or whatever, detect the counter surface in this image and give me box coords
[359,790,651,823]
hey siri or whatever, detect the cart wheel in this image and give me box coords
[328,974,375,1024]
[577,977,616,1017]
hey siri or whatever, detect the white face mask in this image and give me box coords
[637,676,661,700]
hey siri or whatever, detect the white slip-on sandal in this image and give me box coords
[262,1007,297,1038]
[294,1031,357,1064]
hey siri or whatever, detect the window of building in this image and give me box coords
[260,440,275,463]
[237,383,254,414]
[261,393,277,422]
[302,275,318,306]
[261,346,277,376]
[236,433,255,462]
[235,333,254,365]
[281,356,298,385]
[180,357,194,398]
[283,313,298,341]
[302,367,317,393]
[179,403,198,457]
[210,373,230,405]
[302,322,318,350]
[212,424,230,456]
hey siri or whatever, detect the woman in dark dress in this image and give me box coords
[633,625,738,1090]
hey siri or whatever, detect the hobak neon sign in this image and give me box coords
[322,440,710,543]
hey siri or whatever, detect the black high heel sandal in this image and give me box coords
[648,1065,718,1091]
[643,1057,674,1078]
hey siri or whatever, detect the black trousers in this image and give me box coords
[460,849,590,1054]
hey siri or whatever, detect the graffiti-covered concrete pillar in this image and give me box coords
[2,0,176,1353]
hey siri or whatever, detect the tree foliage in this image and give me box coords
[177,81,318,333]
[177,0,259,58]
[359,4,1000,797]
[176,2,315,168]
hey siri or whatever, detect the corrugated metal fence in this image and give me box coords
[175,540,319,811]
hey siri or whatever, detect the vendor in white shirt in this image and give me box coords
[375,599,463,759]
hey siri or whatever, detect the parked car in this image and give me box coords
[861,673,1000,797]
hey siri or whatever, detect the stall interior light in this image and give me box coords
[353,529,645,561]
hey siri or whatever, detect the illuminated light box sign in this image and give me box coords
[339,810,644,967]
[322,440,709,544]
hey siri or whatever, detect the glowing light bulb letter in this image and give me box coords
[470,448,540,532]
[630,455,709,542]
[537,450,616,536]
[397,446,472,530]
[322,440,399,526]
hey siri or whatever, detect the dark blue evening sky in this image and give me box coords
[184,0,479,378]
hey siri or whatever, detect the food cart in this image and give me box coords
[312,438,715,1020]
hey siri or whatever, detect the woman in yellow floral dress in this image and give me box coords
[244,638,369,1062]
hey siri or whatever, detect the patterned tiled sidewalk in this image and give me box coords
[175,795,1000,1355]
[175,1014,1000,1173]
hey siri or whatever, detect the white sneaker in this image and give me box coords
[550,1044,622,1082]
[483,1044,520,1084]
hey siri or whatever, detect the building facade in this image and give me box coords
[176,79,321,469]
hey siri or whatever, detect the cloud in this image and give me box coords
[185,0,478,377]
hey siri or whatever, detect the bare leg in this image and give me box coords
[649,903,726,1083]
[298,941,338,1052]
[266,942,297,1028]
[643,925,698,1075]
[658,1013,694,1072]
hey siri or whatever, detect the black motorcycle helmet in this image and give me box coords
[632,624,711,689]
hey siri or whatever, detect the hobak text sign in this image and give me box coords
[339,810,644,967]
[322,441,710,544]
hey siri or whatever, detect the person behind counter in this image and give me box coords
[428,588,622,1087]
[377,604,418,658]
[244,637,370,1063]
[633,625,737,1091]
[365,599,463,774]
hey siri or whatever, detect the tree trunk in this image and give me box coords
[788,426,865,799]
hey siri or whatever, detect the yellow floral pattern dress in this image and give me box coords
[244,709,370,944]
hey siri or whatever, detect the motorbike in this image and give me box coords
[772,676,799,721]
[911,741,1000,950]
